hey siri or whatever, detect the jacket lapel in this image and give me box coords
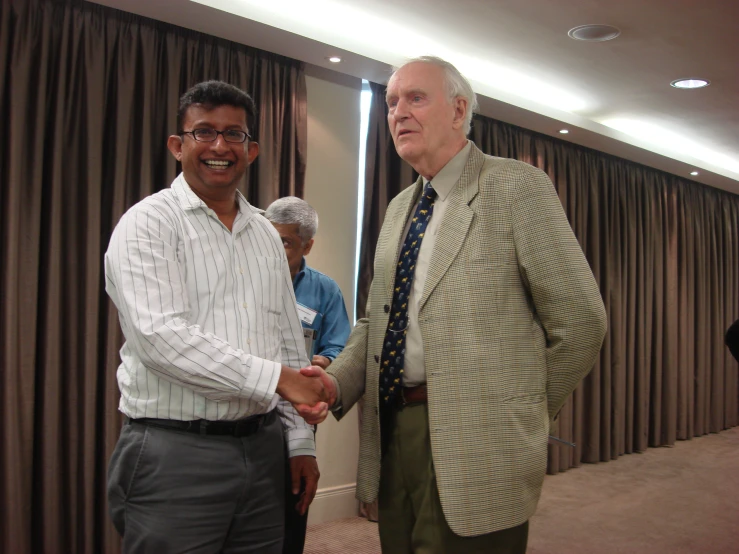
[419,146,484,311]
[384,176,425,298]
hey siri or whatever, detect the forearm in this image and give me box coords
[120,314,282,404]
[326,318,369,419]
[544,298,606,417]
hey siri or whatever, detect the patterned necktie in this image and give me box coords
[379,182,437,406]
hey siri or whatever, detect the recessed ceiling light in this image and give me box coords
[559,129,569,134]
[327,56,342,63]
[690,171,699,176]
[670,78,710,89]
[568,24,621,42]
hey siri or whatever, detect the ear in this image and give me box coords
[451,96,468,130]
[247,141,260,164]
[302,238,315,256]
[167,135,183,161]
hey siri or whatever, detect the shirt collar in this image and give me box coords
[422,141,472,201]
[293,258,308,287]
[170,173,257,220]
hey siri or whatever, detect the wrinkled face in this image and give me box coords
[385,62,465,167]
[271,222,313,279]
[167,104,258,197]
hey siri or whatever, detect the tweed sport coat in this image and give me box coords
[328,143,607,537]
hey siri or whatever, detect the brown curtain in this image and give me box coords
[356,85,739,480]
[0,1,307,552]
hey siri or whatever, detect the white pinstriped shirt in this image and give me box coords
[104,174,315,456]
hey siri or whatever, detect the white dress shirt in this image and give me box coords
[105,174,314,456]
[403,141,472,386]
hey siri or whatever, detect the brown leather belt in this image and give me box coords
[396,384,428,407]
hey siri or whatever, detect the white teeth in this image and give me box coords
[204,160,230,168]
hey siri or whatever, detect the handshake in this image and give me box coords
[276,365,337,425]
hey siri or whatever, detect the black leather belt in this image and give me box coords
[128,412,270,437]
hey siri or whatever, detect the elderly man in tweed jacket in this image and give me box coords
[301,56,607,553]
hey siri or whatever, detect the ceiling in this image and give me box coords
[93,0,739,194]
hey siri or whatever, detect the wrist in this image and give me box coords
[276,365,294,396]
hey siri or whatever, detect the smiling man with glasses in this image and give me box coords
[104,80,330,553]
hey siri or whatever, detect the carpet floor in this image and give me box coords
[305,426,739,553]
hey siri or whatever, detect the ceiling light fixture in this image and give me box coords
[568,24,621,42]
[327,56,342,63]
[670,78,710,89]
[559,129,569,134]
[690,171,699,176]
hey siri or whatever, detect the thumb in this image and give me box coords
[290,460,301,495]
[300,365,321,377]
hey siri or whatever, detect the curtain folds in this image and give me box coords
[0,1,307,552]
[357,85,739,481]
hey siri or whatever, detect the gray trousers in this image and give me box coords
[108,411,285,554]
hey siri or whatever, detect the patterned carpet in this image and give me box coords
[304,427,739,553]
[305,517,380,554]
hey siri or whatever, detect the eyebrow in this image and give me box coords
[406,88,426,96]
[190,123,246,130]
[386,88,427,101]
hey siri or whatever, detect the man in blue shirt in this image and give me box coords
[265,196,351,554]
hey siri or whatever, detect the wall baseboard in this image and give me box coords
[307,483,359,526]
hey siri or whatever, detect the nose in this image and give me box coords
[209,134,230,153]
[391,98,409,121]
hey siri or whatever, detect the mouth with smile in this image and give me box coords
[202,159,234,169]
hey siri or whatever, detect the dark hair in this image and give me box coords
[176,80,256,133]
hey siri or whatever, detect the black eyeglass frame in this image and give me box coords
[179,128,252,143]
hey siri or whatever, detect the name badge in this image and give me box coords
[303,328,318,357]
[296,303,318,325]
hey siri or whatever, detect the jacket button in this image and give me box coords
[384,304,390,313]
[374,355,379,363]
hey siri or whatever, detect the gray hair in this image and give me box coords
[391,56,479,135]
[264,196,319,242]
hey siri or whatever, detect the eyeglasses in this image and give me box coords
[180,128,252,143]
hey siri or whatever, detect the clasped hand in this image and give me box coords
[277,364,336,424]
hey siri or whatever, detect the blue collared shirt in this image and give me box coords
[292,259,351,361]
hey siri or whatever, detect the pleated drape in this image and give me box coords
[0,1,307,552]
